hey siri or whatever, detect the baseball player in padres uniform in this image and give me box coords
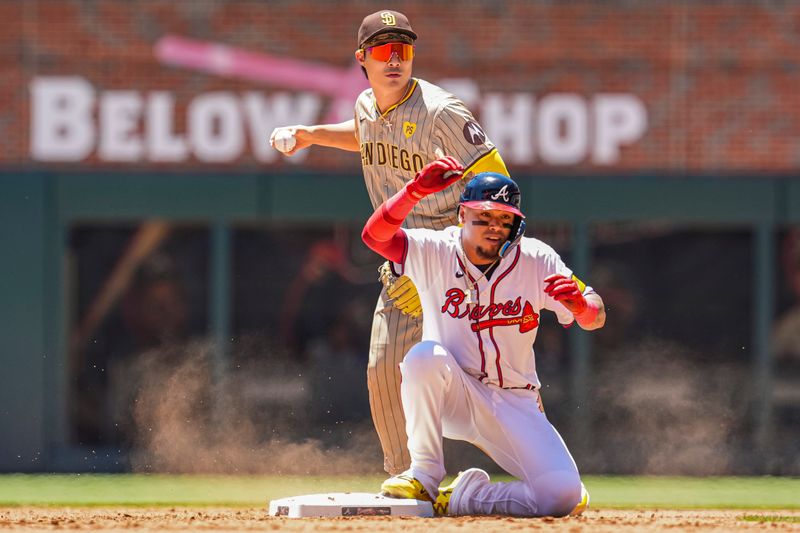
[361,156,605,517]
[270,9,509,477]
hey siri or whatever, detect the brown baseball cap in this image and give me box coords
[358,10,417,48]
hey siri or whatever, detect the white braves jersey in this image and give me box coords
[401,227,592,390]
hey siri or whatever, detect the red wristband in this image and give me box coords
[573,300,599,325]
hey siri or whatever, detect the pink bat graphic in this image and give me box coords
[154,34,370,123]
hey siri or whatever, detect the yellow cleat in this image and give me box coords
[380,472,432,502]
[433,472,461,516]
[569,482,590,516]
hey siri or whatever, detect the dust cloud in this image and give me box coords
[588,337,745,475]
[117,335,751,476]
[117,340,381,475]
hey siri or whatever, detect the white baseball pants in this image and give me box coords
[400,340,582,517]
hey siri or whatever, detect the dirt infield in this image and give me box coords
[1,508,798,531]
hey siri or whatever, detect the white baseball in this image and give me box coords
[273,130,297,153]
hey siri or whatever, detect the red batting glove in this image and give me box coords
[543,274,588,316]
[406,156,464,200]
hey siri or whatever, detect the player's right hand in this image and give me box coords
[406,156,464,200]
[269,126,310,156]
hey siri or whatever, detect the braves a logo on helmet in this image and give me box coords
[490,185,511,202]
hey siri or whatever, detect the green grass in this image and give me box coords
[0,474,797,509]
[583,476,799,509]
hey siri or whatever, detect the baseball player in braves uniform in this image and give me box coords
[270,10,509,477]
[361,156,605,516]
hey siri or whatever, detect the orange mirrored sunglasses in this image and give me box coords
[365,42,414,62]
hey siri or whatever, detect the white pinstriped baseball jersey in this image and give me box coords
[355,78,507,230]
[401,227,593,389]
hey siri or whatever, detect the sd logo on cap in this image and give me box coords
[358,9,418,47]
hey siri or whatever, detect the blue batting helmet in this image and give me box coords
[459,172,524,218]
[459,172,526,258]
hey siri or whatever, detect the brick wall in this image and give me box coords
[2,0,800,173]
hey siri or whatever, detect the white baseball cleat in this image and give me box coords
[435,467,490,516]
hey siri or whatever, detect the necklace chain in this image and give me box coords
[379,110,394,129]
[375,80,413,129]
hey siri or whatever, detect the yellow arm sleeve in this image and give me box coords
[463,148,509,178]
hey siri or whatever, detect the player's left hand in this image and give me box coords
[543,274,587,315]
[406,156,464,199]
